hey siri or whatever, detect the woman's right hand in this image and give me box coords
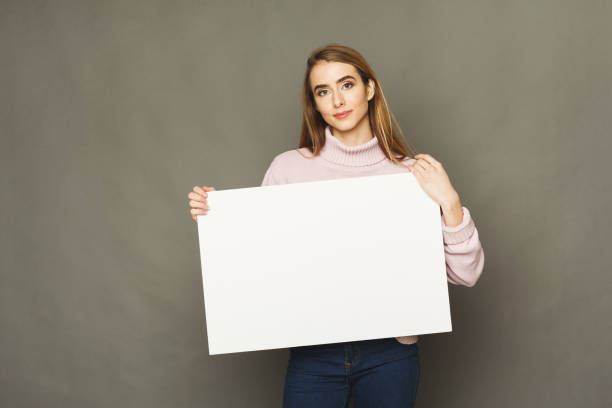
[188,185,216,223]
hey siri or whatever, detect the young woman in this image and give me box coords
[188,44,484,408]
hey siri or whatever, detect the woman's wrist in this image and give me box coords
[440,193,463,227]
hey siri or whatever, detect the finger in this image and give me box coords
[189,200,209,209]
[414,153,437,167]
[192,212,208,222]
[188,191,207,201]
[415,153,442,168]
[193,186,207,195]
[191,208,209,216]
[415,159,431,172]
[194,185,215,197]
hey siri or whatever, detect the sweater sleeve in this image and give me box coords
[440,206,485,287]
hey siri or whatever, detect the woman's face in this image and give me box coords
[309,61,375,132]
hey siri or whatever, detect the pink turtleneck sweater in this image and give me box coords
[260,125,485,345]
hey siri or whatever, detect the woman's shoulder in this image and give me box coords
[269,148,314,165]
[262,148,316,186]
[295,147,315,159]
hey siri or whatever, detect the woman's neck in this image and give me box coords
[330,115,373,146]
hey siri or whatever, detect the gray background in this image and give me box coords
[2,0,610,406]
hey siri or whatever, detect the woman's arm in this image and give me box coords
[406,153,485,287]
[440,206,485,287]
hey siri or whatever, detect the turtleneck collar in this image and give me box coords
[319,125,387,167]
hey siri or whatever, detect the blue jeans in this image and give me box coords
[282,337,420,407]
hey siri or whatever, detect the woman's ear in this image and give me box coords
[367,79,375,101]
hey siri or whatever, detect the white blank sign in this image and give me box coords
[197,173,452,355]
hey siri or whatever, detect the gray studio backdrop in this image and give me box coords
[2,1,610,407]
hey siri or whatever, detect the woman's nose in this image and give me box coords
[333,93,344,107]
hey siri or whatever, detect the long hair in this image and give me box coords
[299,43,417,166]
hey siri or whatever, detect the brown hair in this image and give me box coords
[298,43,417,166]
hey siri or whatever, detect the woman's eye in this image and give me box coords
[317,83,352,96]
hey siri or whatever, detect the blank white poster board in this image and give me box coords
[197,173,452,355]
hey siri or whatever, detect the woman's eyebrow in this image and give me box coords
[313,75,356,92]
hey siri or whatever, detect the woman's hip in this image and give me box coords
[287,337,419,374]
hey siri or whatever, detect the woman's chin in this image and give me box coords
[331,119,358,131]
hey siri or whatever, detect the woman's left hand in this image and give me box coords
[407,153,460,207]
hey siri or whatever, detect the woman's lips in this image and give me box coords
[333,110,352,119]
